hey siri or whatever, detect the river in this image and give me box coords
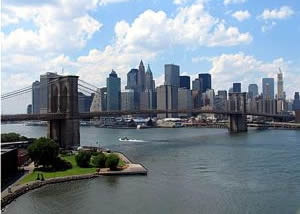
[2,124,300,214]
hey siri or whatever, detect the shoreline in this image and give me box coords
[1,151,147,210]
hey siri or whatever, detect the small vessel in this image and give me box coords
[118,137,145,142]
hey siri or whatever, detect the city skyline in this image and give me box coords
[1,0,300,113]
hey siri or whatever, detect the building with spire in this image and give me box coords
[277,68,285,100]
[145,64,155,91]
[137,60,146,93]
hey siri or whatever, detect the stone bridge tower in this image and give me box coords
[47,76,80,149]
[228,92,247,133]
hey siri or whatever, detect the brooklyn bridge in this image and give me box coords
[1,75,292,149]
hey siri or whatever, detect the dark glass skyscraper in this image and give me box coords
[32,80,40,114]
[126,69,138,90]
[248,84,258,99]
[233,83,241,93]
[107,70,121,111]
[180,76,190,89]
[293,92,300,110]
[198,73,211,92]
[165,64,180,87]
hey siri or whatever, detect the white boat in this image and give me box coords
[118,137,145,142]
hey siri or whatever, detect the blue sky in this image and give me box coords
[1,0,300,113]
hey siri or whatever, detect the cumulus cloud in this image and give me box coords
[224,0,246,6]
[232,10,251,22]
[192,52,298,98]
[258,6,294,32]
[259,6,294,20]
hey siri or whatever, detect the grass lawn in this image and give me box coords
[19,153,127,185]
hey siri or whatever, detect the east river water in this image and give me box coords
[2,124,300,214]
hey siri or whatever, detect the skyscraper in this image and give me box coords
[157,85,178,118]
[178,88,192,117]
[198,73,211,92]
[164,64,180,87]
[107,70,121,111]
[121,89,136,111]
[233,83,241,93]
[137,60,145,92]
[78,92,93,113]
[248,84,258,99]
[293,92,300,110]
[145,64,155,91]
[192,78,201,91]
[39,72,59,113]
[277,69,284,100]
[180,76,190,89]
[262,78,274,100]
[32,80,40,114]
[126,69,138,90]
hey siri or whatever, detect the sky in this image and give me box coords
[1,0,300,114]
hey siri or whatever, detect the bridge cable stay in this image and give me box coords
[78,79,99,90]
[78,84,101,95]
[1,78,61,100]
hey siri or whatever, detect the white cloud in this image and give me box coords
[173,0,189,5]
[224,0,246,6]
[192,52,298,98]
[232,10,251,22]
[259,6,294,20]
[98,0,130,6]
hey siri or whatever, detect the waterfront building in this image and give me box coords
[121,89,136,111]
[248,84,258,99]
[126,69,138,91]
[262,78,274,100]
[137,60,146,92]
[32,80,40,114]
[145,64,155,91]
[164,64,180,87]
[78,92,93,113]
[90,87,107,112]
[178,88,192,117]
[156,85,178,118]
[180,76,190,89]
[277,70,285,100]
[27,104,32,114]
[214,94,227,111]
[198,73,211,92]
[39,72,60,113]
[106,70,121,111]
[233,83,241,93]
[192,78,201,91]
[293,92,300,110]
[140,89,157,110]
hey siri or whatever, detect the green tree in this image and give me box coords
[1,132,27,142]
[75,151,91,168]
[91,153,106,168]
[105,154,120,170]
[28,137,59,168]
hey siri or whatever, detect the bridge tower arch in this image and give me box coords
[228,92,248,133]
[48,76,80,149]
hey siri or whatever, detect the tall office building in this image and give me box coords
[178,88,192,117]
[126,69,138,90]
[217,90,227,100]
[202,89,215,109]
[180,76,190,89]
[90,87,107,112]
[262,78,274,100]
[293,92,300,110]
[248,84,258,99]
[233,83,241,93]
[277,70,284,100]
[121,89,136,111]
[140,89,157,110]
[157,85,178,118]
[32,80,40,114]
[39,72,59,113]
[137,60,146,92]
[165,64,180,87]
[106,70,121,111]
[198,73,211,92]
[78,92,93,113]
[192,78,201,91]
[145,64,155,91]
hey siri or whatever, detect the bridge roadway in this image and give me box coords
[0,109,290,122]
